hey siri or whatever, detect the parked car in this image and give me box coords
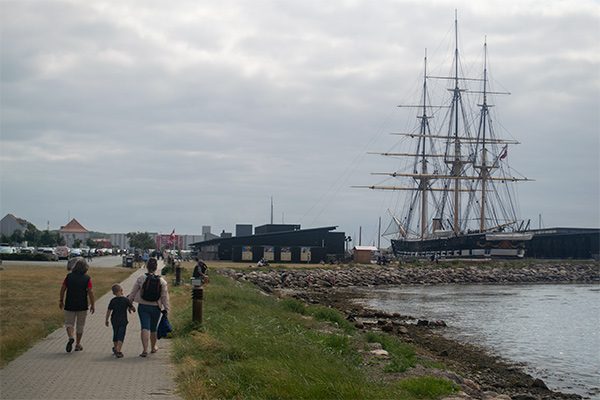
[55,246,69,260]
[69,248,82,257]
[37,247,59,261]
[0,244,16,254]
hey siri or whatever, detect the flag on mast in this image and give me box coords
[168,229,176,247]
[499,145,508,160]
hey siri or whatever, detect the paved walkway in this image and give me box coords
[0,263,181,400]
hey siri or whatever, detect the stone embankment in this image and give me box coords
[220,263,599,292]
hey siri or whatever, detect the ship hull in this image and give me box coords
[391,232,532,259]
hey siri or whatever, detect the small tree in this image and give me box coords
[55,233,66,246]
[39,230,54,246]
[126,232,156,250]
[23,223,41,246]
[10,230,24,245]
[73,239,82,248]
[86,238,96,247]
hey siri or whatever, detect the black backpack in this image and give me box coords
[141,274,162,301]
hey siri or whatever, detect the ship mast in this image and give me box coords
[478,39,490,231]
[419,50,430,238]
[450,10,462,235]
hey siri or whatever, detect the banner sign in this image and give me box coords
[264,246,274,261]
[242,246,253,261]
[301,247,311,262]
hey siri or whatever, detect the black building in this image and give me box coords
[254,224,300,234]
[191,225,345,263]
[525,228,599,259]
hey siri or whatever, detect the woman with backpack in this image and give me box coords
[127,257,170,357]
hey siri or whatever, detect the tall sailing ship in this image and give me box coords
[358,16,533,258]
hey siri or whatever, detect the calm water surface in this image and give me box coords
[355,284,600,399]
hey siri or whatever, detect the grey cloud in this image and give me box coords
[1,0,598,238]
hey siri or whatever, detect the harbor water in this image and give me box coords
[355,284,600,399]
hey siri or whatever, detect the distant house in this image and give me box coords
[59,218,90,247]
[0,214,30,237]
[353,245,378,264]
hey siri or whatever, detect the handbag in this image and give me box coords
[157,314,173,339]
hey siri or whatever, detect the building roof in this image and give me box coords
[528,227,600,235]
[60,218,89,233]
[353,246,379,251]
[190,226,338,247]
[1,214,29,228]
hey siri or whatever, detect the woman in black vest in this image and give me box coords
[59,258,95,352]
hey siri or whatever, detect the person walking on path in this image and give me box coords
[1,266,180,400]
[59,258,95,353]
[105,283,136,358]
[142,251,150,266]
[128,257,170,357]
[192,257,208,279]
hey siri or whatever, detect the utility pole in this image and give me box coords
[378,217,381,249]
[270,196,273,224]
[359,226,362,246]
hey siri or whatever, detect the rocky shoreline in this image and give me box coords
[220,262,599,292]
[218,263,599,400]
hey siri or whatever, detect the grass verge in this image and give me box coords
[168,268,457,399]
[0,264,134,367]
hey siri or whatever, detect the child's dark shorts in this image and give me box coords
[112,323,127,342]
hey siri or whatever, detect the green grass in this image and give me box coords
[365,332,417,373]
[168,270,458,400]
[281,297,356,334]
[280,298,307,314]
[397,376,459,398]
[309,306,356,334]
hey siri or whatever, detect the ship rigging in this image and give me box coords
[355,13,533,257]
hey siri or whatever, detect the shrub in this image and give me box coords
[280,298,307,315]
[0,253,55,261]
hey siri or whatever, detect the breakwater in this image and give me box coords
[219,263,599,291]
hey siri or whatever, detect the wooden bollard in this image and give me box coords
[192,285,203,323]
[175,265,181,286]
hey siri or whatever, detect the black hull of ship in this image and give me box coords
[391,228,600,259]
[391,233,527,259]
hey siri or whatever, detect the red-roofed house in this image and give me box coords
[60,218,90,247]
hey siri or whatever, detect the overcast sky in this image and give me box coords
[1,0,598,244]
